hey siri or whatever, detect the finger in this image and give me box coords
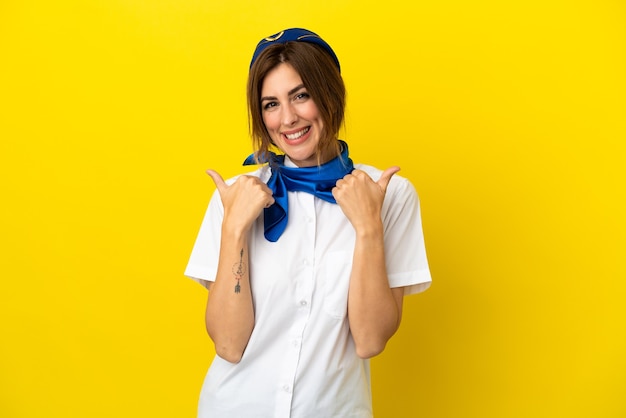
[205,169,228,193]
[377,166,401,192]
[259,181,274,195]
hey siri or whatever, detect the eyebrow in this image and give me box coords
[260,84,306,102]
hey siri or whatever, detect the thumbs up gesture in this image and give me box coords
[206,169,275,233]
[331,167,400,232]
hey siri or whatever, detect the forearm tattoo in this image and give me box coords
[232,248,246,293]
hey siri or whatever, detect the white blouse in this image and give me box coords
[185,161,431,418]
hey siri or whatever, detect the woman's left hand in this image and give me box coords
[332,166,400,232]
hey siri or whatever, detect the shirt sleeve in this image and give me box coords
[184,190,224,289]
[381,175,432,295]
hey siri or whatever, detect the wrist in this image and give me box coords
[221,216,251,240]
[354,220,384,240]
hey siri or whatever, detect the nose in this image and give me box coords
[281,103,298,126]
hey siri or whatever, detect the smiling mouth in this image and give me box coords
[284,126,310,140]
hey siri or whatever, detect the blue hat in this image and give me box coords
[250,28,340,72]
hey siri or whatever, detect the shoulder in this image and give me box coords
[224,165,271,185]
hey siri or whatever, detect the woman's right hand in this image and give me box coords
[206,169,274,234]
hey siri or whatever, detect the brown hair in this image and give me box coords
[247,42,346,164]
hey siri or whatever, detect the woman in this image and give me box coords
[185,28,431,418]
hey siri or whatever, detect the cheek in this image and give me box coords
[262,113,278,133]
[305,104,322,126]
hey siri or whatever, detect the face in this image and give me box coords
[260,63,331,167]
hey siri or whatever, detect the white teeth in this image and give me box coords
[285,127,309,140]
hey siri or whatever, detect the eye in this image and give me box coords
[294,92,310,101]
[263,101,278,110]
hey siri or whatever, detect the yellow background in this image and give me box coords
[1,1,625,417]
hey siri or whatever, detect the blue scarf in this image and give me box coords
[243,140,354,242]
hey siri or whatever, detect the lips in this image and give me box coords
[283,126,310,142]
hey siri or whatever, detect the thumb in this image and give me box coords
[377,166,400,193]
[206,169,228,193]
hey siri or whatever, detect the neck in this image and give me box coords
[289,140,341,168]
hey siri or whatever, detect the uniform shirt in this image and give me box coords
[185,161,432,418]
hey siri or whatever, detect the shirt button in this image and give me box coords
[300,300,308,306]
[282,384,291,393]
